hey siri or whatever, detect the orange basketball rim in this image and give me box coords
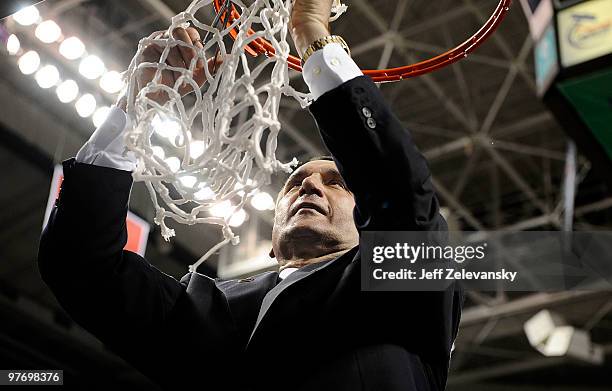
[213,0,513,82]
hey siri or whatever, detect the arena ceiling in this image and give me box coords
[0,0,611,389]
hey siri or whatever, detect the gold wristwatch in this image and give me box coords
[301,35,351,65]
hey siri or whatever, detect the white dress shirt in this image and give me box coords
[75,43,363,171]
[278,267,299,280]
[75,106,137,171]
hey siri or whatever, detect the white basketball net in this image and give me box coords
[124,0,347,271]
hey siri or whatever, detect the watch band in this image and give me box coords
[301,35,351,65]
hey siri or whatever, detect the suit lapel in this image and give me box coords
[247,248,358,346]
[248,261,332,344]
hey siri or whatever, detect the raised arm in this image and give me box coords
[308,75,460,385]
[310,76,446,232]
[290,1,445,232]
[39,159,242,386]
[291,2,460,381]
[37,27,238,388]
[38,159,183,378]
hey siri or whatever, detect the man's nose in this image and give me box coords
[298,174,324,197]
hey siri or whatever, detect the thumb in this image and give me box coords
[207,51,224,75]
[194,52,224,86]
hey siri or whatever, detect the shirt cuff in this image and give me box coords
[75,106,136,171]
[302,42,363,101]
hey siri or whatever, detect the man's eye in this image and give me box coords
[328,180,346,188]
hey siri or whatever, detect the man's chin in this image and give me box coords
[291,210,328,224]
[285,216,331,238]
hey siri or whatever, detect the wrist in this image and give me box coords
[301,35,350,65]
[292,22,330,57]
[115,94,127,113]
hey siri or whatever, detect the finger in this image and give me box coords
[185,27,205,69]
[178,78,198,96]
[162,69,176,89]
[192,67,206,88]
[173,70,189,92]
[193,52,224,87]
[165,45,187,70]
[138,67,174,90]
[152,69,175,104]
[150,44,186,92]
[143,34,186,77]
[158,30,187,70]
[142,41,162,63]
[208,51,224,75]
[139,46,177,89]
[134,31,174,105]
[138,68,173,105]
[172,27,198,70]
[139,44,163,86]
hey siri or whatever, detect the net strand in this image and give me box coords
[124,0,330,270]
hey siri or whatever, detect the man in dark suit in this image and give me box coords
[38,0,463,389]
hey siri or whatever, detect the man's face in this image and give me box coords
[271,160,359,262]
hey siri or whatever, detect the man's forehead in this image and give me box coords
[276,159,349,200]
[291,159,338,177]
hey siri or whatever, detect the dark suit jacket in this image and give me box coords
[38,76,462,391]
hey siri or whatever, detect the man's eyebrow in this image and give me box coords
[325,168,343,177]
[282,167,345,191]
[286,167,343,182]
[285,170,307,185]
[324,168,345,182]
[282,170,307,192]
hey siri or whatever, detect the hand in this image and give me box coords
[290,0,333,57]
[117,27,222,111]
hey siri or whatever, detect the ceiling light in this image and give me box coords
[100,71,124,94]
[93,106,111,128]
[229,209,247,227]
[179,175,198,188]
[56,80,79,103]
[151,146,165,160]
[7,34,20,55]
[152,115,184,146]
[189,140,205,159]
[75,94,96,118]
[79,55,105,79]
[35,65,60,89]
[194,186,215,201]
[13,6,39,26]
[59,37,85,60]
[18,50,40,75]
[250,191,275,211]
[524,309,563,349]
[35,20,62,43]
[524,310,604,364]
[210,200,233,218]
[234,179,255,197]
[164,157,181,173]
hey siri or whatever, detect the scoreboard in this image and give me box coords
[526,0,612,187]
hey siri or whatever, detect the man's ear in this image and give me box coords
[269,248,275,258]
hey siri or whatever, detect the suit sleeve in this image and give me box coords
[37,159,238,387]
[309,76,463,379]
[309,75,446,232]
